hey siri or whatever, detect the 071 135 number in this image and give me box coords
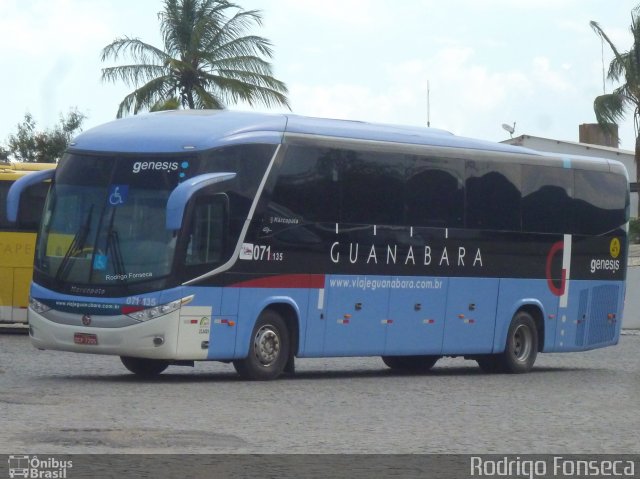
[240,243,284,261]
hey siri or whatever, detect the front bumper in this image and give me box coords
[29,308,181,359]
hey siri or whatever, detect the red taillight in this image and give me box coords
[121,305,145,315]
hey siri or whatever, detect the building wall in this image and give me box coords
[624,266,640,329]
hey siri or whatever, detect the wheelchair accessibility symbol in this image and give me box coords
[108,185,129,206]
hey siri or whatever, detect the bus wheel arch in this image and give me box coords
[233,305,296,380]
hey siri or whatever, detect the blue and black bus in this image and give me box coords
[7,110,629,379]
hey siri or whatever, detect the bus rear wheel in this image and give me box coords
[382,355,439,372]
[487,311,538,374]
[233,310,290,380]
[120,356,169,377]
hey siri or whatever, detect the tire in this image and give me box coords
[233,310,290,380]
[382,355,439,372]
[120,356,169,377]
[494,311,539,373]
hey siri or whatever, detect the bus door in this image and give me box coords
[322,276,389,356]
[442,278,499,354]
[384,277,447,355]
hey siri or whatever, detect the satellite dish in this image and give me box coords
[502,123,515,134]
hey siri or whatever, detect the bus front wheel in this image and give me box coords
[120,356,169,377]
[382,355,439,372]
[233,310,290,380]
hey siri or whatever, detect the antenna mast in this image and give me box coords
[427,80,431,127]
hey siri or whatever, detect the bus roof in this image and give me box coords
[69,110,538,156]
[66,110,628,176]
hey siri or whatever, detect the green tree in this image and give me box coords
[591,7,640,214]
[2,109,86,163]
[101,0,289,118]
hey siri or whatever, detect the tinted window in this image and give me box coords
[522,165,572,233]
[270,146,340,222]
[0,181,49,231]
[185,194,228,267]
[406,156,464,227]
[466,161,522,231]
[0,181,10,229]
[340,150,407,225]
[572,170,628,234]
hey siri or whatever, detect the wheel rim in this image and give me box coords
[512,324,532,362]
[253,325,281,366]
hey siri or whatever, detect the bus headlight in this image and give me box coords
[29,297,51,314]
[124,296,193,322]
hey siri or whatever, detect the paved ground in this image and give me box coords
[0,332,638,455]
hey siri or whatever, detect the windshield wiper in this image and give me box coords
[105,209,126,279]
[55,205,94,281]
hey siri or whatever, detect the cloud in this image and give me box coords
[276,0,390,27]
[532,57,572,92]
[0,0,112,57]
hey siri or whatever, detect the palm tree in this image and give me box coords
[101,0,289,117]
[591,7,640,214]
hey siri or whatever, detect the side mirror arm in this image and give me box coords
[7,168,55,222]
[166,172,236,230]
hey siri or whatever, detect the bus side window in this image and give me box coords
[522,165,571,234]
[0,181,10,229]
[406,156,464,228]
[572,170,628,235]
[269,145,340,223]
[466,161,522,231]
[185,194,229,266]
[17,182,50,231]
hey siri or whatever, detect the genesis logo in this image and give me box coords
[132,161,180,174]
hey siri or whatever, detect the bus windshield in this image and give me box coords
[36,154,185,287]
[34,144,276,294]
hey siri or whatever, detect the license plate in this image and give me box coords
[74,333,98,345]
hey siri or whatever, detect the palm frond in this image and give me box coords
[206,9,271,58]
[116,76,175,118]
[102,64,169,86]
[203,54,274,77]
[202,72,289,109]
[192,84,225,109]
[207,35,273,63]
[101,37,169,65]
[593,93,626,126]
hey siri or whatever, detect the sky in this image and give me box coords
[1,0,639,151]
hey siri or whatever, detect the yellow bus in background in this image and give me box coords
[0,162,54,327]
